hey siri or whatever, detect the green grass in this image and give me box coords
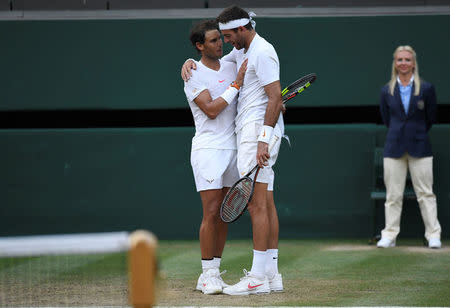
[156,239,450,307]
[1,239,449,307]
[0,253,128,306]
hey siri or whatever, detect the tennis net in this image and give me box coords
[0,230,157,308]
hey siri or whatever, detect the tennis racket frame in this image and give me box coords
[220,135,279,223]
[219,72,317,223]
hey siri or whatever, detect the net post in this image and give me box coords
[128,230,158,308]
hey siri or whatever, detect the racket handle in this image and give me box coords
[248,134,279,176]
[268,135,280,152]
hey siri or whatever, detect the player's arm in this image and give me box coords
[263,81,283,127]
[193,59,247,119]
[256,80,283,167]
[221,51,237,63]
[253,50,283,167]
[181,50,236,81]
[181,59,197,82]
[193,90,227,119]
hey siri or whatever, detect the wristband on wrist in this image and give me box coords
[220,86,239,104]
[257,125,274,144]
[230,81,240,90]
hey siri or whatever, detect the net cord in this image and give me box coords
[0,231,130,257]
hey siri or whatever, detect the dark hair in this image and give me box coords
[189,19,219,54]
[216,5,253,30]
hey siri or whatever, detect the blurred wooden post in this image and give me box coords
[129,230,158,308]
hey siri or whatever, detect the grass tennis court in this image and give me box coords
[158,239,450,307]
[0,253,128,306]
[1,239,449,307]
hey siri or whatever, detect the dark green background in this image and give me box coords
[1,14,449,110]
[1,14,449,239]
[1,125,449,239]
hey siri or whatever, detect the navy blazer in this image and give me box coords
[379,79,437,158]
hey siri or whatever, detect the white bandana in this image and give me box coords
[219,11,256,30]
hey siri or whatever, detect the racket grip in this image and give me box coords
[268,135,280,152]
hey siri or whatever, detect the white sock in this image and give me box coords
[250,250,267,278]
[265,249,279,277]
[201,259,215,273]
[213,257,221,269]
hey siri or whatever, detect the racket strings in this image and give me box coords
[220,178,253,222]
[287,79,313,95]
[282,73,316,98]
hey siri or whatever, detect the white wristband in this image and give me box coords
[220,86,239,105]
[257,125,274,144]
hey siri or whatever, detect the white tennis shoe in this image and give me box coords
[222,269,270,296]
[196,268,224,295]
[268,272,284,292]
[428,238,442,249]
[377,237,396,248]
[217,270,229,288]
[196,273,204,291]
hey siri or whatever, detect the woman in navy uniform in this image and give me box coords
[377,45,441,249]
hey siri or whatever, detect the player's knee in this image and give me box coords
[202,207,219,222]
[247,195,267,213]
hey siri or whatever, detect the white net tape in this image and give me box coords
[0,232,130,257]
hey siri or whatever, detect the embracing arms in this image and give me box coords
[191,59,247,119]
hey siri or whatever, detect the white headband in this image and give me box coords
[219,12,256,30]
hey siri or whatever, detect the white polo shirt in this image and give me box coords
[184,59,238,151]
[222,33,284,133]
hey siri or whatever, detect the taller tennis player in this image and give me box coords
[218,5,284,296]
[183,19,247,295]
[181,6,285,295]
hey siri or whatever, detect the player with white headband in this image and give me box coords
[181,5,285,296]
[218,11,256,30]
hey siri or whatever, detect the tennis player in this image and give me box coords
[183,19,247,295]
[182,6,284,295]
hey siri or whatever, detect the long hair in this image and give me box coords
[388,45,420,96]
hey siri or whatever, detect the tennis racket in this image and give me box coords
[281,73,316,104]
[220,135,280,223]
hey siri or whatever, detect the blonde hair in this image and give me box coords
[388,45,421,96]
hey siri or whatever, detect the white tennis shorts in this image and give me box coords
[236,121,282,191]
[190,148,239,192]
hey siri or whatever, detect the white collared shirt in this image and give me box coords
[397,75,414,113]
